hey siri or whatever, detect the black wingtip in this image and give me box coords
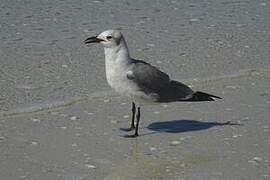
[187,91,222,101]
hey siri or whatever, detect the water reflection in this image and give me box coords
[105,139,181,180]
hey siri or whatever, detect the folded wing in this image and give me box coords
[127,59,194,102]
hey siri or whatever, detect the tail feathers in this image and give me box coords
[187,91,222,102]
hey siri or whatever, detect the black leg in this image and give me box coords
[134,107,141,137]
[120,102,136,132]
[124,106,141,138]
[130,102,136,130]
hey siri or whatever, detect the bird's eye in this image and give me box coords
[106,36,113,40]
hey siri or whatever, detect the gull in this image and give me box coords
[84,30,221,137]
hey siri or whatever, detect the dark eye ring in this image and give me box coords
[106,36,113,40]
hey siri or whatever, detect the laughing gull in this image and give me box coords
[84,30,221,137]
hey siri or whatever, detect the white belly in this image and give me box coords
[106,69,159,103]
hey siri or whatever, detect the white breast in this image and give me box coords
[105,61,140,97]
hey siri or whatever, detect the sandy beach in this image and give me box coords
[0,1,269,179]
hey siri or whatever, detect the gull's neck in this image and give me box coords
[104,37,132,88]
[104,38,131,67]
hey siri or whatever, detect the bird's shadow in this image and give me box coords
[146,119,240,133]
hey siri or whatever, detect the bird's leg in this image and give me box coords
[133,107,141,137]
[126,102,136,131]
[120,102,136,132]
[124,106,141,138]
[121,102,136,131]
[130,102,136,130]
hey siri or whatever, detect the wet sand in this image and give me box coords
[0,1,270,180]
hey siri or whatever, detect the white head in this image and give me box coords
[84,29,124,48]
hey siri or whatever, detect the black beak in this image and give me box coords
[84,36,104,44]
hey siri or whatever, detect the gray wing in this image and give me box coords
[127,60,170,93]
[127,59,194,102]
